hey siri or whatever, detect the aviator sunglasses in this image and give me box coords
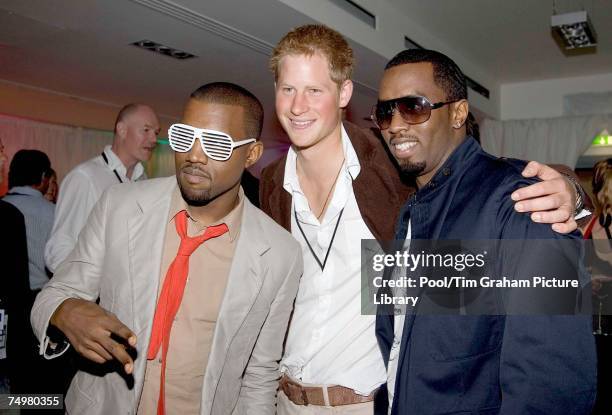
[168,123,255,161]
[370,95,458,130]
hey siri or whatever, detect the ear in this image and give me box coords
[339,79,353,109]
[451,99,469,130]
[244,141,263,168]
[116,121,127,139]
[33,173,50,193]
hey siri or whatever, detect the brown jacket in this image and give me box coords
[259,121,415,243]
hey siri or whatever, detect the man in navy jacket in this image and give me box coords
[374,49,596,414]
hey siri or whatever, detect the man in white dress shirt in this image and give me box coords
[44,103,160,272]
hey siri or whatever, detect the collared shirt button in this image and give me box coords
[443,167,451,176]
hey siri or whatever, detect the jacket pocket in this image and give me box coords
[437,407,500,415]
[65,372,96,414]
[427,315,503,362]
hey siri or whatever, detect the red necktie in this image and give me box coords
[147,210,228,415]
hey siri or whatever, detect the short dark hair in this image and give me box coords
[189,82,264,138]
[385,49,467,102]
[466,112,480,144]
[8,149,52,188]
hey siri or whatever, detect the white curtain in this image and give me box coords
[481,114,612,168]
[0,114,114,195]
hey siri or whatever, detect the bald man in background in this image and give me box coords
[45,104,160,272]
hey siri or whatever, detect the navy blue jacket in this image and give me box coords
[376,137,597,415]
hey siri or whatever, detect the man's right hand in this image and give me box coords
[50,298,137,374]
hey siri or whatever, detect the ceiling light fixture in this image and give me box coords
[131,40,196,60]
[551,10,597,50]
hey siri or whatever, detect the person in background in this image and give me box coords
[45,103,160,273]
[44,168,58,204]
[583,159,611,241]
[0,139,30,394]
[583,158,612,415]
[2,149,63,402]
[3,149,54,296]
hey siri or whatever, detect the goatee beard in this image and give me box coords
[178,182,212,207]
[400,160,426,176]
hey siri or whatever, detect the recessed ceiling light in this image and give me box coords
[131,40,196,60]
[551,11,597,50]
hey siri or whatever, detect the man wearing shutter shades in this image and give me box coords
[31,82,302,415]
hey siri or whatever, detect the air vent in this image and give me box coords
[403,36,490,100]
[129,0,273,55]
[328,0,376,28]
[131,40,196,60]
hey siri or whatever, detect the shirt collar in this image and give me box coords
[408,135,478,205]
[102,145,145,181]
[283,122,361,196]
[8,186,43,197]
[168,183,244,242]
[342,123,361,179]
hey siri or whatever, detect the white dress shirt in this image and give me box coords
[387,221,411,413]
[3,186,55,290]
[44,145,145,272]
[280,124,386,395]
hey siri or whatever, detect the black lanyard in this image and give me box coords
[101,152,123,183]
[294,207,344,271]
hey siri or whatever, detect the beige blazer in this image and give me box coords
[31,177,302,415]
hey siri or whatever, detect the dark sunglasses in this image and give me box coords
[370,95,458,129]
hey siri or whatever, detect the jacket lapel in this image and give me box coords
[201,199,270,410]
[346,122,414,243]
[262,158,291,232]
[126,178,175,391]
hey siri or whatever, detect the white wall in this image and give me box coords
[277,0,500,118]
[501,72,612,120]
